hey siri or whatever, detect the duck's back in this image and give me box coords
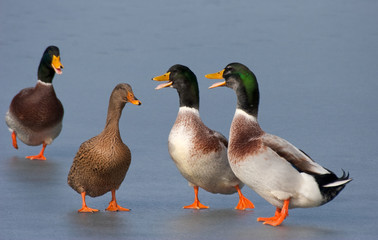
[68,134,131,197]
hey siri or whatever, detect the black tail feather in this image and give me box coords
[314,169,352,205]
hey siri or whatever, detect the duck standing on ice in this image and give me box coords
[206,62,352,226]
[153,64,254,210]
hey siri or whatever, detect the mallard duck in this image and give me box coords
[5,46,64,160]
[152,64,254,210]
[205,62,352,226]
[67,83,141,213]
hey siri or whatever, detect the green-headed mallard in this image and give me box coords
[5,46,64,160]
[205,62,352,226]
[153,64,254,210]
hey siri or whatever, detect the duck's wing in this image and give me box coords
[262,133,329,175]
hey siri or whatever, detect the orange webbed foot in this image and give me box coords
[257,216,279,222]
[183,201,209,209]
[26,143,47,160]
[257,199,290,226]
[78,192,99,213]
[235,196,255,210]
[26,154,47,161]
[257,207,281,222]
[105,190,130,212]
[234,185,255,210]
[260,214,287,226]
[106,200,130,212]
[78,206,99,213]
[183,186,209,209]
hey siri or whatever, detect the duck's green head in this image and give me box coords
[153,64,199,109]
[205,62,260,116]
[38,46,64,83]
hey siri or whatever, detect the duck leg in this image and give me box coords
[234,185,255,210]
[257,199,290,226]
[11,131,18,149]
[78,192,99,213]
[26,143,47,160]
[106,189,130,211]
[183,186,209,209]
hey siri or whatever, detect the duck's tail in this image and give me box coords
[315,170,352,205]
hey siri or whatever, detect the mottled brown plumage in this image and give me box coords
[67,83,141,212]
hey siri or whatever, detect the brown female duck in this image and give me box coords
[67,83,141,212]
[5,46,64,160]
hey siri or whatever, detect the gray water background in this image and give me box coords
[1,0,377,239]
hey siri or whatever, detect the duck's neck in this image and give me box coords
[103,100,125,137]
[37,60,55,84]
[177,85,199,110]
[235,78,259,118]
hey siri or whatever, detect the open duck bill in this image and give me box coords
[51,55,64,75]
[205,69,226,89]
[152,72,173,89]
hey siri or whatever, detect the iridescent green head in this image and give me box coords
[206,62,260,116]
[38,46,64,83]
[153,64,200,109]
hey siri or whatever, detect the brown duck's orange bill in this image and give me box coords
[130,99,142,105]
[209,81,226,89]
[127,92,142,105]
[204,69,224,79]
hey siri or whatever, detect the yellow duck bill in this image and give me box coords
[152,72,173,89]
[205,69,226,89]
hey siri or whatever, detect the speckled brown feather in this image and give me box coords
[68,132,131,197]
[67,83,139,198]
